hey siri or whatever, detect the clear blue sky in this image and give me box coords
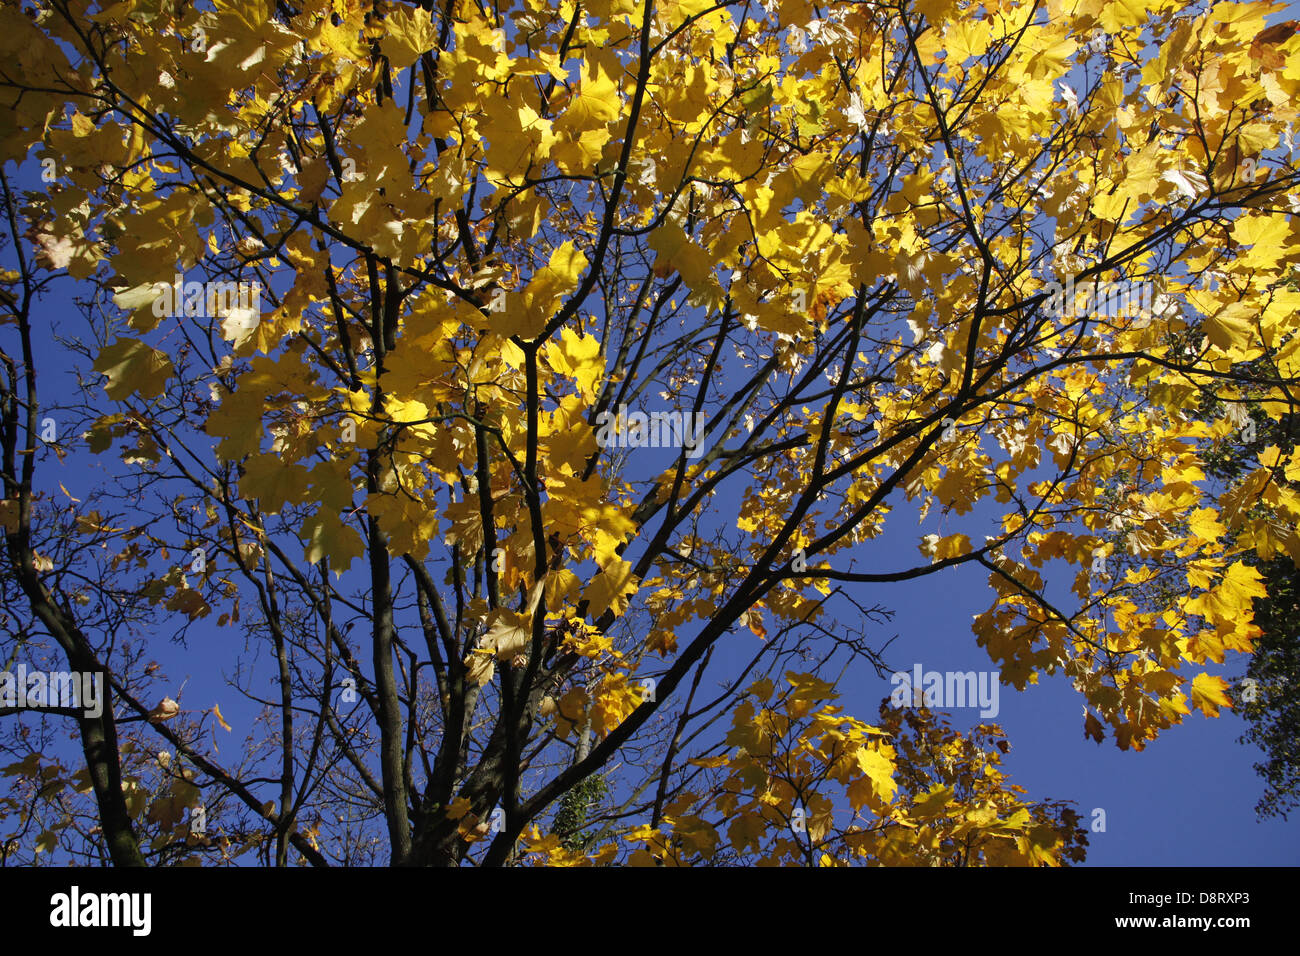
[853,562,1299,865]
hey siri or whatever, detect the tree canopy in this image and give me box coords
[1,0,1298,866]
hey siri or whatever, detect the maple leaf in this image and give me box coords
[481,609,533,660]
[582,559,639,619]
[727,812,767,853]
[240,454,310,514]
[300,508,364,571]
[546,328,603,401]
[1249,20,1299,68]
[1190,672,1233,717]
[92,338,174,400]
[560,49,622,131]
[381,5,436,70]
[910,784,956,821]
[1084,712,1105,744]
[648,222,714,287]
[465,650,495,688]
[1185,561,1267,627]
[853,747,898,805]
[512,241,589,338]
[445,797,473,821]
[1098,0,1163,32]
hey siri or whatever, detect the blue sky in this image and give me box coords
[867,566,1298,864]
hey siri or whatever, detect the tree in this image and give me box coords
[0,0,1297,866]
[1236,557,1300,820]
[1195,317,1300,821]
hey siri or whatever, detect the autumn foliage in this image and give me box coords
[0,0,1297,866]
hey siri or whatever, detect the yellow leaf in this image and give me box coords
[380,5,436,70]
[1186,508,1226,545]
[561,49,622,130]
[1185,561,1267,626]
[1284,446,1300,483]
[582,558,639,619]
[482,609,533,660]
[1201,302,1257,356]
[548,327,604,401]
[728,812,767,853]
[786,671,839,702]
[647,222,714,287]
[545,569,582,610]
[522,242,588,329]
[465,650,495,687]
[112,282,163,311]
[300,508,364,571]
[93,338,174,400]
[854,747,898,804]
[1231,212,1291,248]
[922,532,971,561]
[910,784,955,821]
[240,454,310,514]
[1190,672,1232,717]
[1098,0,1163,33]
